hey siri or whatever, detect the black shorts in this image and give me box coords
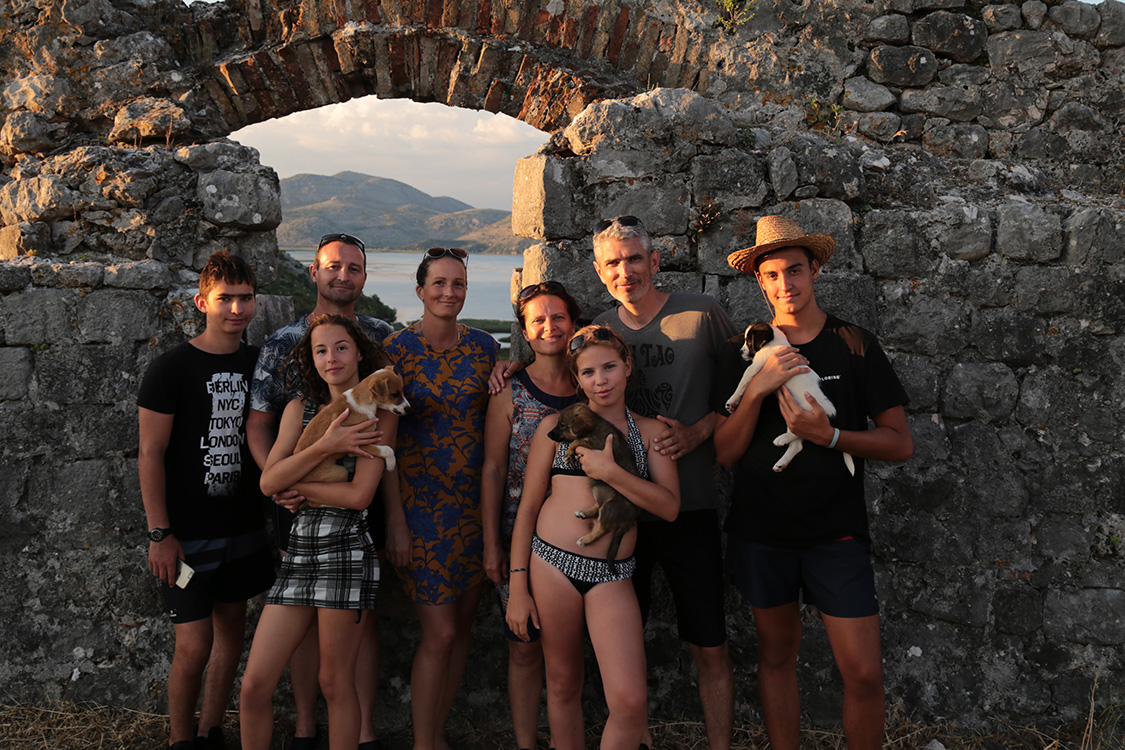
[728,535,879,618]
[633,509,727,648]
[162,529,275,624]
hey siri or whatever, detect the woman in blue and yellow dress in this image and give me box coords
[383,247,499,750]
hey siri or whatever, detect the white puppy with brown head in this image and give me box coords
[295,365,409,483]
[726,322,854,476]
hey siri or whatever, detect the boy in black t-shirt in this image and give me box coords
[138,251,274,750]
[715,216,913,750]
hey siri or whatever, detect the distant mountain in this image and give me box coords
[275,171,532,256]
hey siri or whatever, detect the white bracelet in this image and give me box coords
[828,428,840,450]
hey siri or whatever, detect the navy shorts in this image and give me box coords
[634,510,728,648]
[162,529,275,624]
[728,535,879,618]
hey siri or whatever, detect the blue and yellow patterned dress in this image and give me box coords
[384,322,499,604]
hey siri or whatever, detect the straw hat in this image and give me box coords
[726,215,836,273]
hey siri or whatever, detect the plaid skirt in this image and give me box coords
[267,506,379,610]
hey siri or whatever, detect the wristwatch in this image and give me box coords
[148,527,172,542]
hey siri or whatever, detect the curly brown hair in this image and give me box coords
[288,314,390,406]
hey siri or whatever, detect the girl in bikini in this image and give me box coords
[505,325,680,750]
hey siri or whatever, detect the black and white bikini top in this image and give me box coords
[551,409,649,480]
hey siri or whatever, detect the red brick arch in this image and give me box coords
[182,0,715,135]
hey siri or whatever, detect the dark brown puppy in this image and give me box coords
[548,402,641,573]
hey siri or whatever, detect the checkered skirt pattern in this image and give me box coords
[267,506,379,610]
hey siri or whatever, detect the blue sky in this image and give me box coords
[232,98,549,211]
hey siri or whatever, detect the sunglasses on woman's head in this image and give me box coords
[592,215,642,235]
[518,280,566,300]
[426,247,468,263]
[318,233,366,252]
[569,327,615,352]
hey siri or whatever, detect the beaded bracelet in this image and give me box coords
[509,567,528,573]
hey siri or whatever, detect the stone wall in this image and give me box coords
[511,86,1124,728]
[0,0,1123,737]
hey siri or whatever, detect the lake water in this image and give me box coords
[288,251,523,325]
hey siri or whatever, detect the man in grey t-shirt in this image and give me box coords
[591,215,736,750]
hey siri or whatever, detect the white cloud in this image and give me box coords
[232,98,548,210]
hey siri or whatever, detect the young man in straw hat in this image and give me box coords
[714,215,913,750]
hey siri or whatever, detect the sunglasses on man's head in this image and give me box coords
[318,233,365,252]
[569,327,615,352]
[425,247,469,263]
[518,280,566,300]
[592,215,643,235]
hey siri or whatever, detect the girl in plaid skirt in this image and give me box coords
[241,315,397,750]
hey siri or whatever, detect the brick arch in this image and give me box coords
[174,0,717,136]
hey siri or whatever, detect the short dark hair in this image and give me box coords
[290,314,390,407]
[315,233,367,267]
[199,250,257,297]
[516,282,582,331]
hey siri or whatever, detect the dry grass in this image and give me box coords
[0,700,1121,750]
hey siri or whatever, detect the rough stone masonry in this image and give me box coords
[0,0,1121,735]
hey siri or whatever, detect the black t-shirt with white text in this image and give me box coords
[138,341,265,541]
[717,315,908,547]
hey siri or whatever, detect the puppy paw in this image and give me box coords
[724,398,739,412]
[772,461,789,473]
[576,537,588,547]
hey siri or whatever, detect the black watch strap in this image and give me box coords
[148,527,172,542]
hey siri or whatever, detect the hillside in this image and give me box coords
[275,171,533,255]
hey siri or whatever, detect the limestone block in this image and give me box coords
[29,260,104,289]
[939,64,992,87]
[880,293,967,356]
[0,289,78,345]
[1,112,54,157]
[996,203,1061,262]
[815,273,878,331]
[843,77,896,112]
[722,275,772,330]
[511,153,583,240]
[1047,1,1101,38]
[988,31,1057,74]
[766,147,797,200]
[0,174,79,224]
[861,210,938,278]
[900,86,981,122]
[971,307,1049,365]
[1064,208,1125,265]
[942,363,1019,418]
[0,347,32,401]
[0,262,31,291]
[197,170,282,230]
[563,99,671,156]
[36,344,138,405]
[867,45,938,87]
[77,290,159,345]
[103,260,172,290]
[885,0,966,10]
[927,204,992,261]
[911,11,988,63]
[1096,0,1125,46]
[1048,102,1111,132]
[844,111,902,141]
[922,120,988,159]
[865,14,910,44]
[982,4,1023,32]
[993,588,1043,636]
[174,141,264,172]
[790,137,864,201]
[583,176,690,237]
[1013,266,1074,314]
[893,353,941,410]
[0,222,53,260]
[586,147,692,182]
[109,98,192,145]
[64,403,138,459]
[631,88,737,146]
[950,421,1029,515]
[1022,0,1048,29]
[690,149,767,209]
[2,75,70,115]
[246,294,294,348]
[93,31,175,67]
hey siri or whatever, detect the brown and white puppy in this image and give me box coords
[725,322,855,476]
[295,365,409,485]
[548,402,641,573]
